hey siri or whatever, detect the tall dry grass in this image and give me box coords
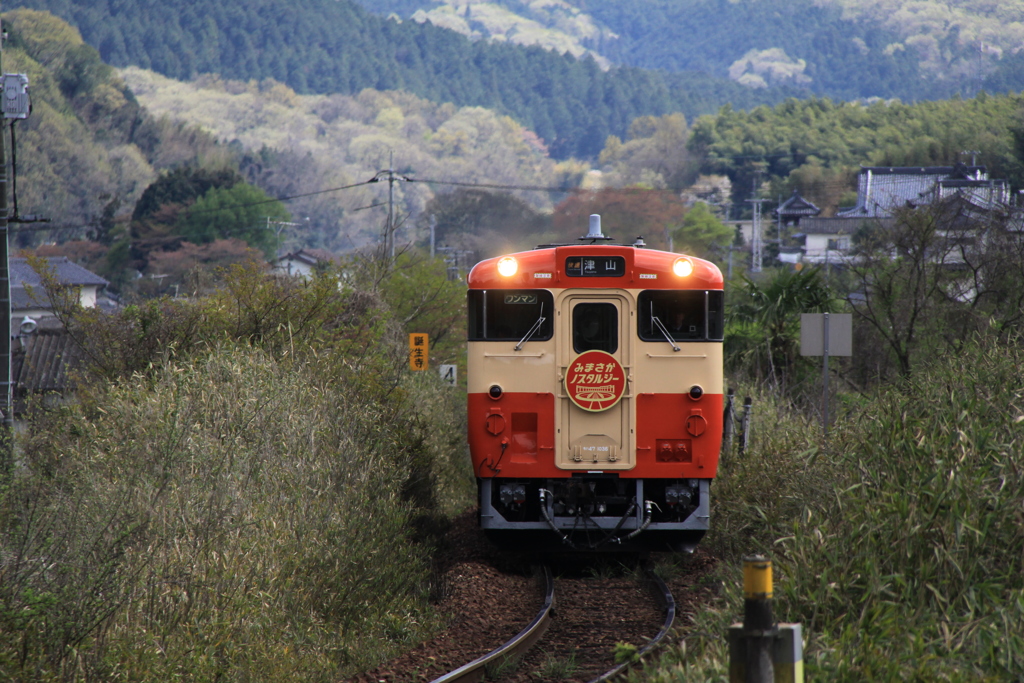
[0,262,474,681]
[641,335,1024,681]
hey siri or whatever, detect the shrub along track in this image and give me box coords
[353,511,719,682]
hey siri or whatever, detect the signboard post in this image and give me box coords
[800,313,852,444]
[409,333,428,371]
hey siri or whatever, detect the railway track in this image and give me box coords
[431,562,676,683]
[353,514,717,683]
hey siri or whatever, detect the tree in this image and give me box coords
[417,189,549,258]
[847,200,1024,380]
[552,188,686,249]
[728,266,837,390]
[672,201,733,258]
[178,183,289,257]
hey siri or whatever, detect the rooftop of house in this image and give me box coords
[10,257,109,312]
[11,257,109,288]
[838,163,999,218]
[11,318,83,414]
[774,189,821,218]
[277,248,341,267]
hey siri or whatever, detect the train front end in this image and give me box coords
[467,221,724,553]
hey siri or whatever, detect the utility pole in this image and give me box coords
[371,153,410,263]
[387,150,395,259]
[429,214,436,260]
[747,198,767,274]
[0,15,11,463]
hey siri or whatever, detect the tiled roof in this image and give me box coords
[9,257,108,312]
[775,190,821,218]
[837,164,997,218]
[10,257,108,288]
[277,248,340,267]
[11,322,83,414]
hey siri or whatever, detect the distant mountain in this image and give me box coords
[355,0,1024,101]
[3,0,800,159]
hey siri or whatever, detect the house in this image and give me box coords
[11,257,109,322]
[273,248,341,278]
[837,164,1009,218]
[11,317,83,416]
[783,164,1011,266]
[774,189,821,227]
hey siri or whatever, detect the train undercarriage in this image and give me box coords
[479,475,710,553]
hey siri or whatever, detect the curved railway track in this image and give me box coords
[353,513,717,683]
[431,562,676,683]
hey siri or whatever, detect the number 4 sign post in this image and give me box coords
[409,333,428,371]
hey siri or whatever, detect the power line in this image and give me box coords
[409,177,578,193]
[184,178,377,216]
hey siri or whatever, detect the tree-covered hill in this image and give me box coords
[0,9,230,240]
[359,0,1024,102]
[4,0,799,159]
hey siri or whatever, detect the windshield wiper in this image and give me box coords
[515,304,546,351]
[651,315,680,352]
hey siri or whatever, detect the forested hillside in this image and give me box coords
[4,0,797,159]
[360,0,1024,101]
[0,10,229,240]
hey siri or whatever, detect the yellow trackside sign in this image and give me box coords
[409,333,428,371]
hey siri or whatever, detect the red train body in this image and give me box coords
[467,218,724,552]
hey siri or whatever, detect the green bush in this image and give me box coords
[642,336,1024,681]
[0,258,473,680]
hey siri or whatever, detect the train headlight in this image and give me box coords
[497,256,518,277]
[673,257,694,277]
[689,385,703,400]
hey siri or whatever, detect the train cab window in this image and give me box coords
[468,290,554,341]
[637,290,725,342]
[573,302,618,354]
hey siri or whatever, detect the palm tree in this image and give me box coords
[727,267,837,390]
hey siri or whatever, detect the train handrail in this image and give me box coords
[430,564,555,683]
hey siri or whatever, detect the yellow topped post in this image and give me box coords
[743,555,773,599]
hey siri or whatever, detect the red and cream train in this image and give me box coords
[466,215,724,552]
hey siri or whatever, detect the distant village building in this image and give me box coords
[11,257,109,322]
[837,164,1009,218]
[6,257,109,420]
[11,317,82,416]
[782,164,1011,266]
[273,248,341,279]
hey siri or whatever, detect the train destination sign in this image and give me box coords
[565,350,627,411]
[565,256,625,277]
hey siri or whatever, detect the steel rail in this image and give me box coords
[430,564,554,683]
[586,563,677,683]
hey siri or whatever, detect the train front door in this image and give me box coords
[557,294,633,470]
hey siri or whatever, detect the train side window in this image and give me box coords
[707,290,724,341]
[467,290,554,341]
[573,302,618,354]
[638,290,722,342]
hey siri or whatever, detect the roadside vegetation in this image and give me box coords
[0,254,474,681]
[637,203,1024,681]
[638,336,1024,681]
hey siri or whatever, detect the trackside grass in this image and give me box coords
[0,263,475,681]
[638,336,1024,681]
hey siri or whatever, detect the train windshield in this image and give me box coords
[468,290,554,341]
[637,290,725,342]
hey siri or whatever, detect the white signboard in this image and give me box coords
[439,364,457,386]
[800,313,852,356]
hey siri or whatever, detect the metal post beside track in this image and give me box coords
[738,396,752,456]
[728,555,804,683]
[722,388,735,454]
